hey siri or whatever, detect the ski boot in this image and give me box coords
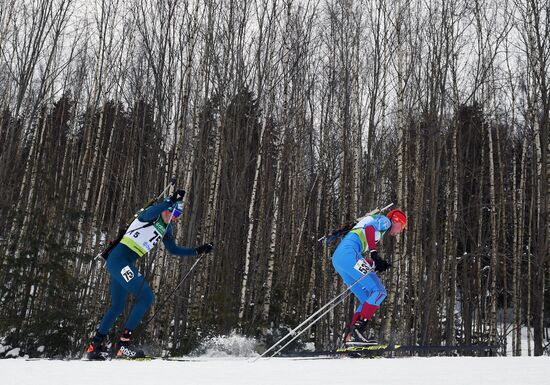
[344,319,378,346]
[114,329,146,359]
[86,333,110,360]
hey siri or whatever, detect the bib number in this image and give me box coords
[121,266,135,282]
[354,259,373,275]
[132,230,162,247]
[149,230,162,247]
[122,217,167,256]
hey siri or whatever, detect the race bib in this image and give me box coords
[121,217,167,257]
[121,266,135,282]
[354,259,373,275]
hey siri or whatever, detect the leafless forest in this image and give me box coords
[0,0,548,357]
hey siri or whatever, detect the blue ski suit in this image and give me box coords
[97,201,196,335]
[331,215,391,319]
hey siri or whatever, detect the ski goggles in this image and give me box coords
[171,202,183,218]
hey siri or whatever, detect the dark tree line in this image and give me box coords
[0,0,548,357]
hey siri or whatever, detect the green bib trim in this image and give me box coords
[120,237,148,257]
[349,228,386,254]
[121,216,168,257]
[350,228,367,253]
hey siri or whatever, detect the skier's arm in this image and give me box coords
[162,226,198,257]
[138,200,172,222]
[364,226,377,251]
[363,217,392,272]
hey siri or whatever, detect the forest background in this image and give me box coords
[0,0,549,357]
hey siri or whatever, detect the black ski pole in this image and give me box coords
[141,254,204,327]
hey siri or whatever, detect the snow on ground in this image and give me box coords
[1,356,549,385]
[1,330,549,385]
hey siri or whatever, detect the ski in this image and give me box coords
[281,343,499,359]
[336,343,399,354]
[26,355,155,362]
[22,343,499,361]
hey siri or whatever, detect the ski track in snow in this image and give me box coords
[1,356,549,385]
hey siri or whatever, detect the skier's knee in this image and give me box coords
[139,287,155,308]
[366,289,387,307]
[109,299,126,316]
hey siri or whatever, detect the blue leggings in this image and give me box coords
[332,234,387,312]
[97,245,155,335]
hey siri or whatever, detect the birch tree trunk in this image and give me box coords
[262,113,288,327]
[487,119,498,347]
[239,114,267,326]
[383,0,406,341]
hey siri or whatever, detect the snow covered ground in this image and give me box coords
[2,355,549,385]
[1,331,549,385]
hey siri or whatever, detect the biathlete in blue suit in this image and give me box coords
[332,209,407,345]
[86,189,214,359]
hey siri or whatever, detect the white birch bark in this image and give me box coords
[487,114,498,346]
[261,0,292,327]
[10,106,48,260]
[75,106,105,253]
[262,122,288,325]
[205,114,222,238]
[306,173,324,318]
[383,0,406,340]
[238,114,267,324]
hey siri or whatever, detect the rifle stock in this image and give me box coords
[318,202,394,243]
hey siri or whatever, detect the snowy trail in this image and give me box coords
[2,356,549,385]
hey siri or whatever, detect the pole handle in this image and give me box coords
[156,177,178,200]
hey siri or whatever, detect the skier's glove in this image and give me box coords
[195,243,214,255]
[169,189,186,203]
[370,250,391,273]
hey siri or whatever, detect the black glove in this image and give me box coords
[370,250,391,273]
[169,189,186,203]
[195,243,214,255]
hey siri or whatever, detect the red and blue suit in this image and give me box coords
[331,215,391,323]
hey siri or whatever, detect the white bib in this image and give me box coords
[120,216,167,257]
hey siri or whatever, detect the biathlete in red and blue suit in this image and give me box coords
[331,209,407,345]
